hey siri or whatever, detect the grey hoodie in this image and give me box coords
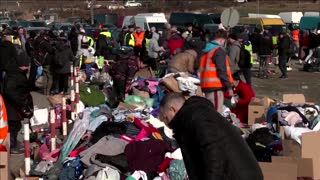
[228,41,241,72]
[148,32,161,59]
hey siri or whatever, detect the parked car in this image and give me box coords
[108,3,125,10]
[125,1,142,8]
[0,20,19,28]
[25,27,50,38]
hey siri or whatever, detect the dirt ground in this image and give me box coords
[8,59,320,179]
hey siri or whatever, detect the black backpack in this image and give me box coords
[237,44,252,68]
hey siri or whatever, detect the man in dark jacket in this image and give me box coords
[278,32,291,78]
[69,27,79,56]
[159,93,263,180]
[0,30,33,153]
[257,29,273,78]
[52,35,75,94]
[26,31,39,91]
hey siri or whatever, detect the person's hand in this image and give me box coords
[159,60,166,64]
[225,89,234,98]
[19,66,29,71]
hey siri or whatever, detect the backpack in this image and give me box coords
[237,44,252,68]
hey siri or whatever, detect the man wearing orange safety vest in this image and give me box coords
[133,26,145,57]
[199,29,234,114]
[0,95,8,145]
[292,27,300,57]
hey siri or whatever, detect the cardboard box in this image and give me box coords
[283,94,306,104]
[301,131,320,179]
[0,134,10,180]
[248,97,269,125]
[259,160,298,180]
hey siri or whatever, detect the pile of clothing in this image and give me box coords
[26,102,189,180]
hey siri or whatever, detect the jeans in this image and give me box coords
[279,55,288,77]
[258,56,270,77]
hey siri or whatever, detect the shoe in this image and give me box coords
[10,146,24,154]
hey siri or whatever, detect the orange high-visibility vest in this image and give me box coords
[199,47,233,89]
[0,95,8,144]
[292,29,299,42]
[133,31,145,47]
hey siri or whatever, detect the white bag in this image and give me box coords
[30,108,49,129]
[95,167,120,180]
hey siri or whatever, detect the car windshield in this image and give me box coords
[18,21,30,27]
[29,21,46,27]
[264,25,287,34]
[196,15,212,27]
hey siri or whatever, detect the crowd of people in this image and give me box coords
[0,20,320,178]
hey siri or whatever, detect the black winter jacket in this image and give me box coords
[0,41,31,120]
[53,42,75,74]
[278,35,291,56]
[169,96,263,180]
[257,33,273,56]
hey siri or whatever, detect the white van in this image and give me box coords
[136,13,166,18]
[122,16,134,28]
[134,15,167,34]
[278,12,303,24]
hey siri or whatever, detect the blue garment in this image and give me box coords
[267,106,278,124]
[202,40,220,53]
[152,86,165,108]
[60,156,84,180]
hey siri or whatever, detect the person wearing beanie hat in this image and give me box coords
[96,24,113,60]
[228,33,241,73]
[124,25,135,47]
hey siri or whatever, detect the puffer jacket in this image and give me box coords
[167,33,184,55]
[54,41,76,74]
[168,50,197,73]
[148,33,162,59]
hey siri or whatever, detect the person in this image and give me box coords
[257,28,273,78]
[148,32,165,70]
[305,28,319,63]
[168,49,197,74]
[299,30,309,63]
[200,29,234,114]
[0,94,8,145]
[0,29,33,154]
[96,26,113,60]
[17,27,26,51]
[52,35,76,95]
[80,58,99,82]
[230,73,255,123]
[124,25,135,47]
[183,27,206,54]
[167,26,184,56]
[159,93,263,180]
[34,31,55,95]
[69,27,79,56]
[182,23,193,41]
[292,27,300,58]
[118,26,128,46]
[141,30,152,62]
[77,28,92,63]
[278,31,291,79]
[227,33,241,73]
[162,23,172,48]
[25,31,39,90]
[133,26,145,57]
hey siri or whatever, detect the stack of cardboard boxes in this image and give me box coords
[248,94,320,180]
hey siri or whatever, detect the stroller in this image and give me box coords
[303,47,320,72]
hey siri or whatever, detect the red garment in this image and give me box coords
[167,33,184,55]
[300,35,309,47]
[158,157,173,173]
[231,80,255,123]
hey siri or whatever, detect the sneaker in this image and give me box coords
[287,67,293,71]
[10,146,24,154]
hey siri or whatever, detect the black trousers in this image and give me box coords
[148,58,157,71]
[8,120,22,148]
[28,60,38,89]
[279,55,288,77]
[235,68,252,85]
[52,73,69,93]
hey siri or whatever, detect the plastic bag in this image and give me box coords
[124,95,154,109]
[96,167,120,180]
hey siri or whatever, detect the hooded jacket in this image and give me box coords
[168,50,197,73]
[201,41,233,92]
[54,41,76,74]
[169,96,263,180]
[228,41,241,72]
[148,33,162,59]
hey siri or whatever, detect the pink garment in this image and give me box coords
[69,146,86,157]
[285,112,302,126]
[39,143,60,162]
[146,80,159,94]
[135,128,148,141]
[121,135,134,142]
